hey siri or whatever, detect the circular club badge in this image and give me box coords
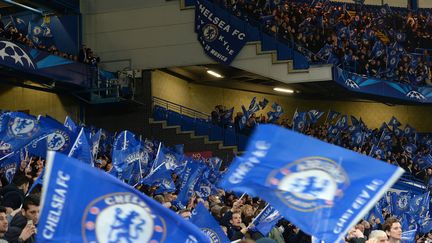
[266,156,349,212]
[82,192,166,243]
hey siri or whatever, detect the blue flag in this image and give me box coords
[190,202,230,243]
[252,204,283,236]
[401,229,416,243]
[336,115,348,129]
[414,154,432,170]
[391,192,411,216]
[195,0,247,64]
[389,116,401,128]
[259,98,269,109]
[327,110,340,122]
[68,127,93,165]
[91,129,102,160]
[366,204,384,228]
[218,125,404,242]
[64,116,78,133]
[27,169,44,195]
[0,149,25,183]
[150,143,184,173]
[154,176,176,194]
[174,159,205,209]
[404,143,417,154]
[0,112,50,159]
[38,152,210,243]
[39,116,77,154]
[112,131,144,183]
[292,111,307,132]
[308,110,324,124]
[409,192,429,217]
[248,97,260,115]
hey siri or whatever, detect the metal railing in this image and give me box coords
[152,97,210,120]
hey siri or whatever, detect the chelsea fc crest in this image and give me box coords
[47,130,70,152]
[202,24,218,42]
[82,192,166,243]
[266,157,349,212]
[9,117,38,138]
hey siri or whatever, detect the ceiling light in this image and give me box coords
[273,87,294,93]
[207,70,223,78]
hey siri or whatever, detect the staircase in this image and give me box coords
[148,118,240,163]
[148,97,246,163]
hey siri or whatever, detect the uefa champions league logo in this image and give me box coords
[345,78,360,89]
[202,24,218,42]
[9,117,38,137]
[0,41,35,69]
[47,130,70,151]
[267,157,348,212]
[406,91,426,100]
[82,192,166,243]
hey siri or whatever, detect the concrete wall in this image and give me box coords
[0,84,79,122]
[419,0,432,8]
[152,70,432,132]
[81,0,333,84]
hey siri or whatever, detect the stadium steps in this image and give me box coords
[148,118,242,161]
[178,0,310,74]
[375,31,390,45]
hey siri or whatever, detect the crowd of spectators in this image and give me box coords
[0,110,430,242]
[213,0,432,86]
[0,14,99,65]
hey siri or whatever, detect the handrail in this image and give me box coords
[152,97,210,120]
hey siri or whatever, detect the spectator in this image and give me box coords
[5,195,39,243]
[0,174,30,212]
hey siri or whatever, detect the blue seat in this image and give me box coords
[209,124,223,141]
[181,115,196,131]
[153,106,167,121]
[237,134,249,151]
[167,111,181,126]
[195,119,210,136]
[223,126,236,146]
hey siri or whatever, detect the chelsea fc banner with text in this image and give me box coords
[219,125,404,243]
[195,0,247,64]
[37,151,210,243]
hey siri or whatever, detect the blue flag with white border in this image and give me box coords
[37,151,210,243]
[195,0,247,64]
[68,127,93,165]
[64,116,78,133]
[218,125,404,242]
[190,202,230,243]
[252,204,283,236]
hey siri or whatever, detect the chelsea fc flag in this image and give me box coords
[219,125,404,243]
[37,151,210,243]
[195,0,247,64]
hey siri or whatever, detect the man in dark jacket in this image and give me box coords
[0,174,30,211]
[5,195,39,243]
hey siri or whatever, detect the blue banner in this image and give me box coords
[190,202,230,243]
[195,0,247,64]
[218,125,404,242]
[37,152,210,243]
[334,67,432,104]
[252,204,283,236]
[0,38,91,87]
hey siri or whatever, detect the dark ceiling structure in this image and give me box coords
[161,64,425,106]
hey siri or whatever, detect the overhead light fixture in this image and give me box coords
[273,87,294,93]
[207,70,223,78]
[2,0,44,14]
